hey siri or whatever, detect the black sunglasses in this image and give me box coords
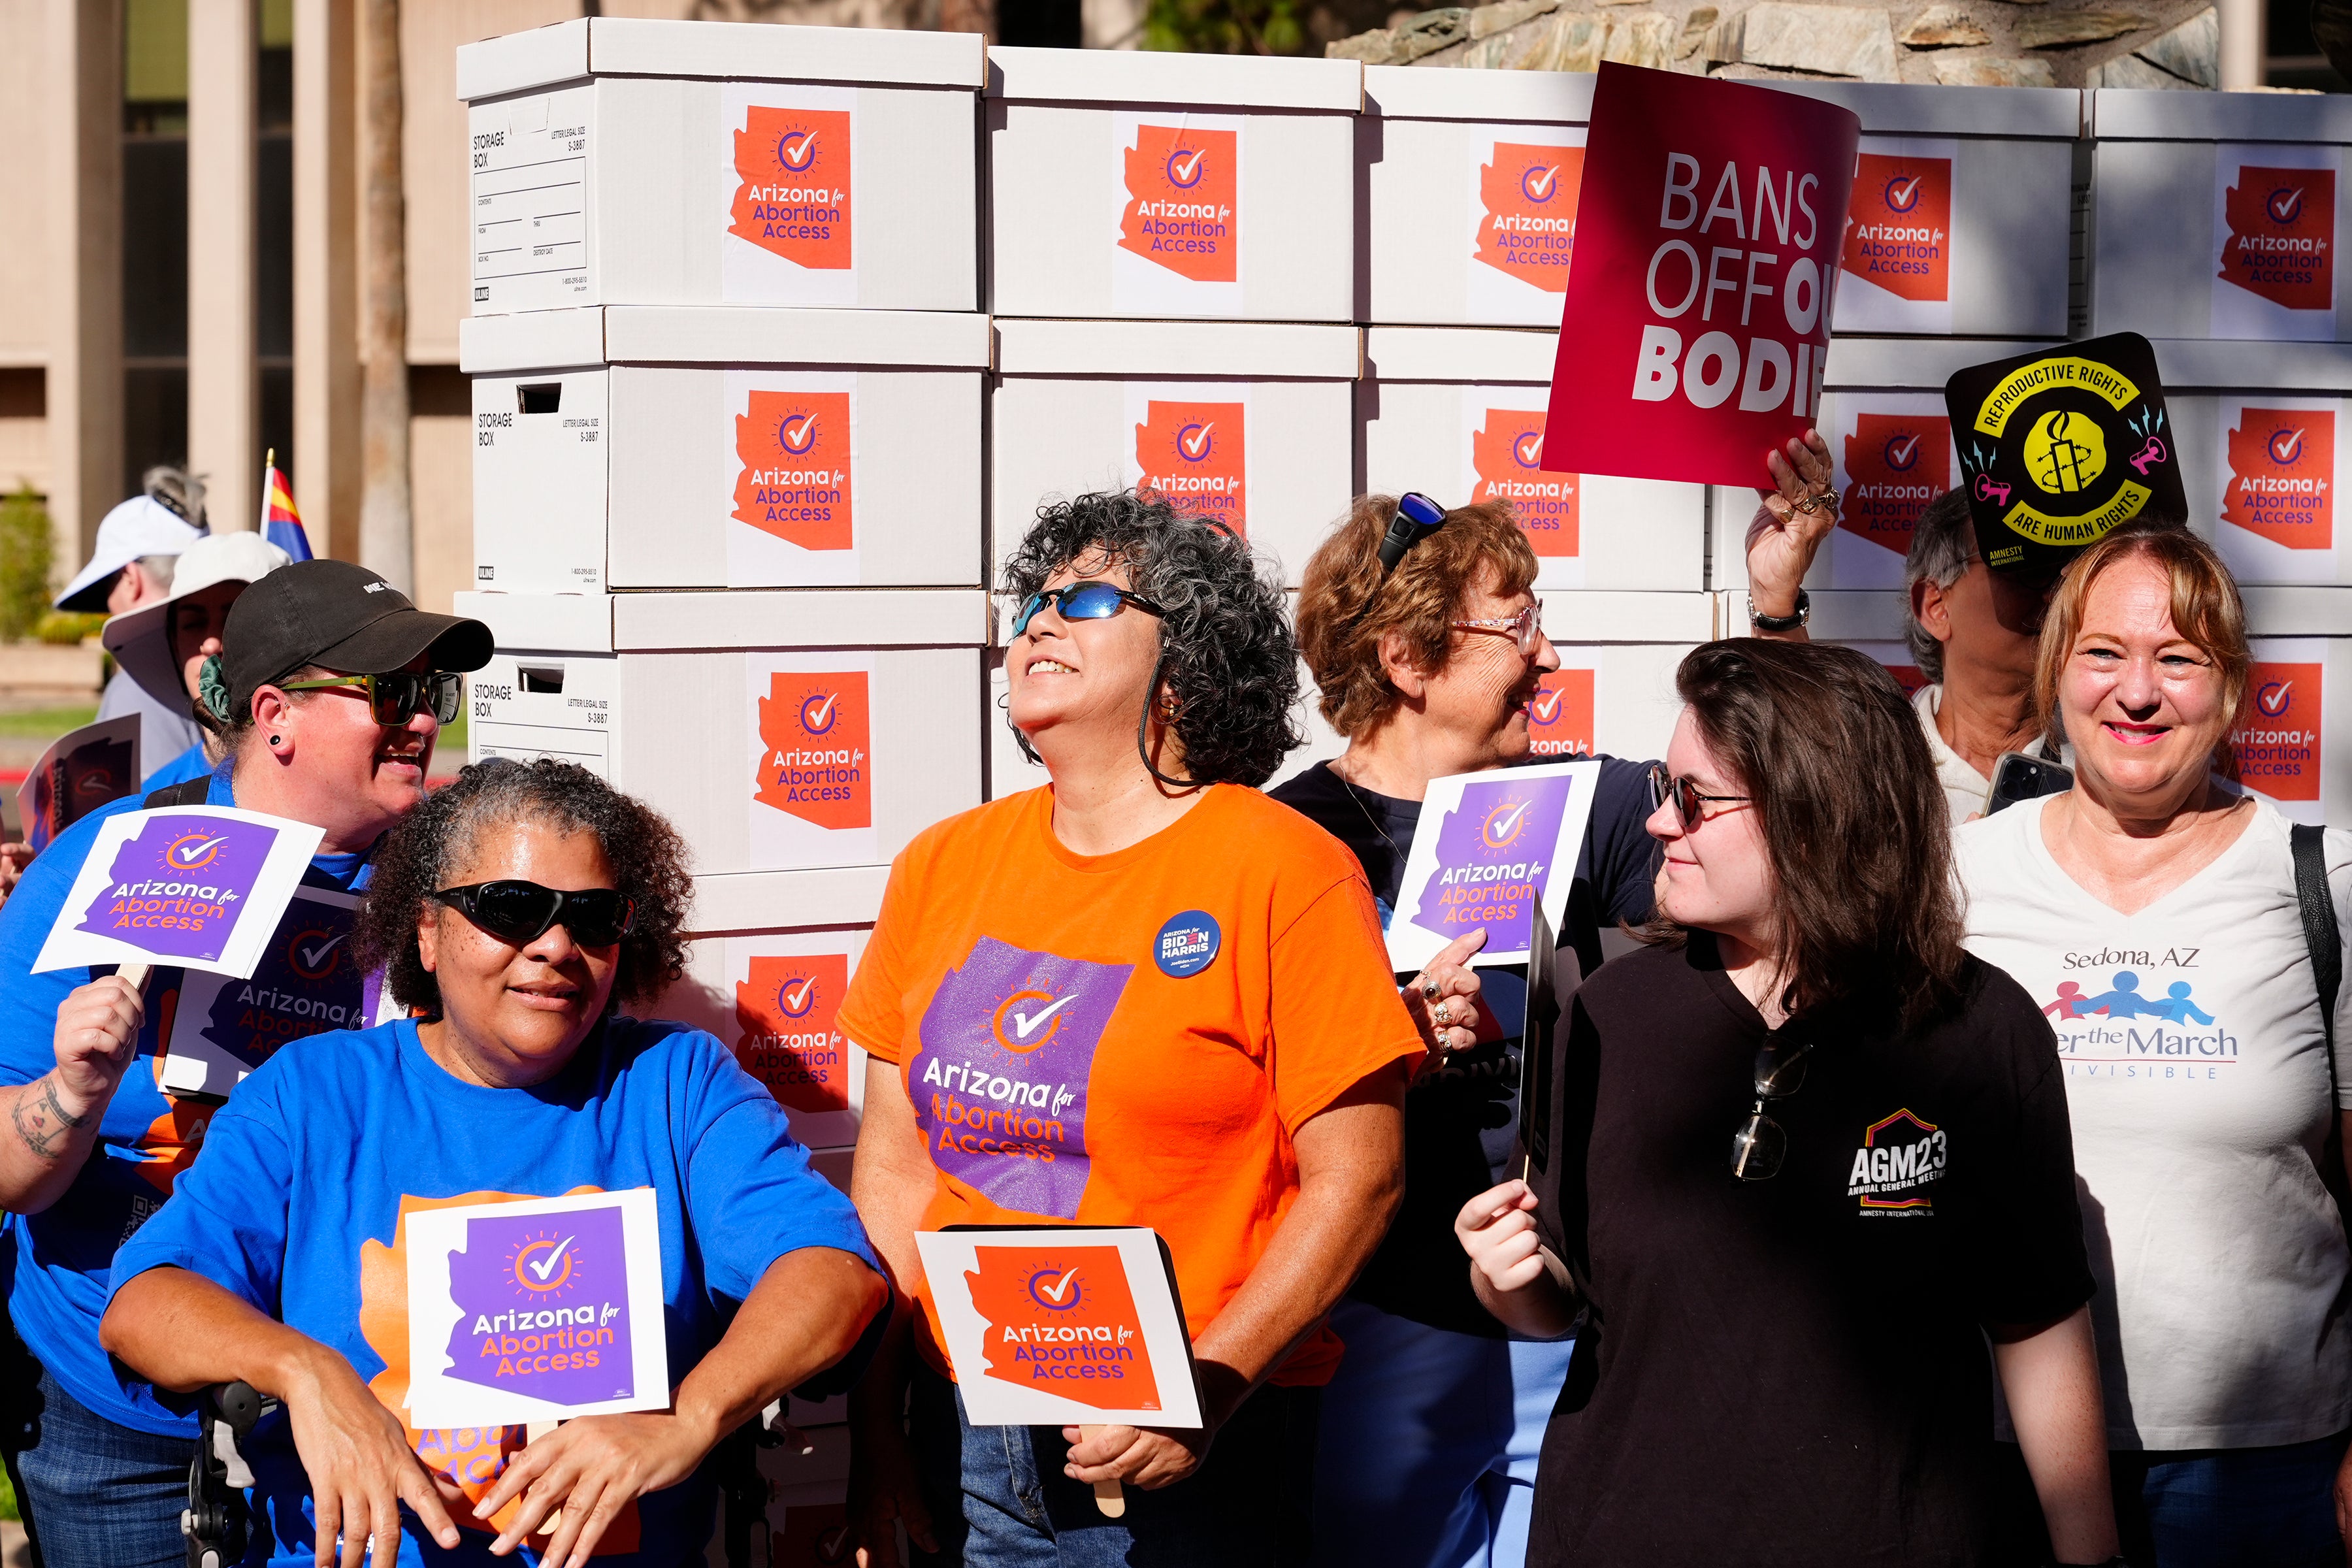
[1010,581,1167,639]
[282,670,465,727]
[1646,762,1752,832]
[431,881,638,948]
[1729,1034,1812,1181]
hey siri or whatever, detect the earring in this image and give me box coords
[268,735,282,747]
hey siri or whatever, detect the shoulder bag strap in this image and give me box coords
[2290,824,2348,1224]
[141,777,214,810]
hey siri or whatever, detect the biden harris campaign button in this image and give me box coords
[1154,911,1222,979]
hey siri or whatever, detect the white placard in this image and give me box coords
[31,807,325,978]
[405,1188,670,1429]
[1383,760,1603,975]
[915,1226,1203,1429]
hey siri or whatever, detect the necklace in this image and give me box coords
[1331,758,1407,866]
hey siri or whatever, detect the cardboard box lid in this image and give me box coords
[457,591,615,654]
[2242,585,2352,636]
[1363,65,1592,124]
[459,16,983,101]
[1541,591,1717,643]
[687,864,889,933]
[1364,326,1557,384]
[1821,336,2063,392]
[460,310,608,376]
[2091,86,2352,143]
[1754,80,2082,140]
[986,46,1361,112]
[613,588,993,651]
[2151,338,2352,393]
[994,318,1361,379]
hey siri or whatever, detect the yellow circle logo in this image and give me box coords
[2023,410,2106,495]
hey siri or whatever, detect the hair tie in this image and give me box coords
[197,655,231,722]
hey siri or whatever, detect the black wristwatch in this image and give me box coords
[1747,587,1810,632]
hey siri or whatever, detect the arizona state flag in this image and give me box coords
[259,457,314,561]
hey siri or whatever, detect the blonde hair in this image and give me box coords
[2033,521,2250,757]
[1295,497,1537,738]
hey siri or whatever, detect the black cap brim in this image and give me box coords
[310,608,493,677]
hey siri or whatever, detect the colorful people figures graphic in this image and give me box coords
[2044,981,2091,1021]
[2082,972,2168,1019]
[2156,981,2216,1026]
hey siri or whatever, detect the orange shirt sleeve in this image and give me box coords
[838,843,928,1066]
[1267,872,1424,1135]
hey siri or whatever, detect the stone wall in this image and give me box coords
[1330,0,2224,89]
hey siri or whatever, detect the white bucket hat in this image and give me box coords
[101,532,293,714]
[54,495,207,613]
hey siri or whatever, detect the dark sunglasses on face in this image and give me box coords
[1011,581,1168,639]
[282,670,464,727]
[431,880,638,948]
[1730,1034,1812,1181]
[1646,762,1752,831]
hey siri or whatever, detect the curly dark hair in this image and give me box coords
[353,757,693,1017]
[1001,491,1301,788]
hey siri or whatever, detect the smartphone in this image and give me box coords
[1986,751,2074,815]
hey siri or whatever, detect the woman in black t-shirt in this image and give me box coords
[1457,640,2122,1568]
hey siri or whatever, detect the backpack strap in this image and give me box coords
[2289,825,2351,1233]
[141,777,212,810]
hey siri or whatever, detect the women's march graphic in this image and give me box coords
[1384,760,1603,973]
[32,806,325,978]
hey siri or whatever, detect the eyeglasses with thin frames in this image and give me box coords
[1450,602,1547,657]
[1646,762,1752,831]
[1730,1033,1812,1181]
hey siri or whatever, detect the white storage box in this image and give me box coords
[655,921,874,1152]
[2236,587,2352,825]
[2149,340,2352,585]
[1710,336,2058,592]
[464,306,990,595]
[985,48,1361,322]
[2087,90,2352,343]
[990,319,1358,585]
[460,18,983,315]
[459,591,620,777]
[1529,593,1719,766]
[1363,327,1705,590]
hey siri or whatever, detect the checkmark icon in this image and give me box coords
[172,837,225,865]
[1039,1267,1080,1303]
[1180,423,1213,459]
[783,976,818,1012]
[1526,165,1557,197]
[2279,429,2306,461]
[1172,148,1205,182]
[299,935,346,969]
[784,414,817,447]
[1532,690,1562,722]
[784,133,818,165]
[1892,176,1921,207]
[806,693,838,728]
[1490,801,1531,840]
[1889,434,1920,466]
[1011,994,1077,1039]
[529,1237,574,1282]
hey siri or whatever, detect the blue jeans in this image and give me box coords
[12,1367,193,1568]
[1310,1300,1571,1568]
[908,1364,1320,1566]
[2114,1430,2351,1568]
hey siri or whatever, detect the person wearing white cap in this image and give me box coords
[99,531,292,792]
[57,470,210,768]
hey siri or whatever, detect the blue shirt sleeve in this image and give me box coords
[105,1081,295,1319]
[1581,756,1665,928]
[672,1030,877,1305]
[0,796,146,1088]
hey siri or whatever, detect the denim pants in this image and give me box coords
[12,1367,193,1568]
[908,1363,1320,1566]
[2112,1429,2351,1568]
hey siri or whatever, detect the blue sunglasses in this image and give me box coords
[1011,581,1168,638]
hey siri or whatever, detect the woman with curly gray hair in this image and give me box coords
[99,758,885,1567]
[841,491,1422,1567]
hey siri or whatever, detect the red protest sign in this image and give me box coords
[1543,65,1860,489]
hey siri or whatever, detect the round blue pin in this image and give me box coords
[1154,910,1222,979]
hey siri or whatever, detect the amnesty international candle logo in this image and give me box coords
[735,953,853,1114]
[2224,408,2334,552]
[200,900,364,1070]
[1841,155,1950,303]
[1526,670,1595,759]
[729,107,851,272]
[967,1245,1158,1410]
[1410,775,1572,951]
[1842,413,1951,557]
[2220,165,2332,312]
[1471,409,1578,558]
[911,936,1134,1219]
[734,390,852,551]
[73,813,272,963]
[755,671,870,830]
[1120,125,1237,284]
[1475,142,1583,292]
[1134,399,1246,535]
[442,1205,634,1407]
[2235,661,2321,802]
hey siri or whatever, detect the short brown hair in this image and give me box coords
[2033,521,2249,757]
[1295,496,1538,738]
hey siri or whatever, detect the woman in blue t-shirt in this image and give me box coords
[101,757,884,1567]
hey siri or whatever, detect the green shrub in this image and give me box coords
[35,611,105,645]
[1143,0,1307,54]
[0,485,54,644]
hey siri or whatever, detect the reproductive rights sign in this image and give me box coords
[1543,64,1861,488]
[1384,760,1603,975]
[30,807,324,977]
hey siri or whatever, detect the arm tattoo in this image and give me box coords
[10,1077,90,1164]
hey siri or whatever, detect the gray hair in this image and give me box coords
[1902,489,1975,683]
[133,554,178,594]
[142,465,206,531]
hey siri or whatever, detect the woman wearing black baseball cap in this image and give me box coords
[0,560,489,1568]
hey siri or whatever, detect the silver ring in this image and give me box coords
[1420,977,1441,1002]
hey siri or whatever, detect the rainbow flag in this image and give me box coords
[259,456,313,561]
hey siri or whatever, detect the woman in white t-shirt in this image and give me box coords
[1957,520,2352,1567]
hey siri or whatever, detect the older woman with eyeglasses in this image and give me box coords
[841,490,1422,1567]
[1454,639,2118,1568]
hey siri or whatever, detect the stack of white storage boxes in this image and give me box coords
[2089,90,2352,821]
[455,18,990,1544]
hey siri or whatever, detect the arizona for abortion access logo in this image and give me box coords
[1525,670,1595,758]
[74,813,273,964]
[1471,408,1578,557]
[1134,399,1246,535]
[1410,774,1572,951]
[755,671,870,830]
[442,1203,636,1407]
[967,1244,1159,1409]
[2234,661,2323,802]
[1120,125,1237,284]
[1842,413,1952,555]
[735,953,853,1113]
[2221,166,2334,312]
[1475,142,1584,292]
[734,390,853,552]
[1842,155,1951,302]
[201,902,365,1070]
[2224,408,2334,551]
[730,106,851,271]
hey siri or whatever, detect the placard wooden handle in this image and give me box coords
[117,961,151,991]
[1076,1426,1125,1518]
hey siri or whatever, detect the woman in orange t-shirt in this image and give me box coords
[839,491,1423,1568]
